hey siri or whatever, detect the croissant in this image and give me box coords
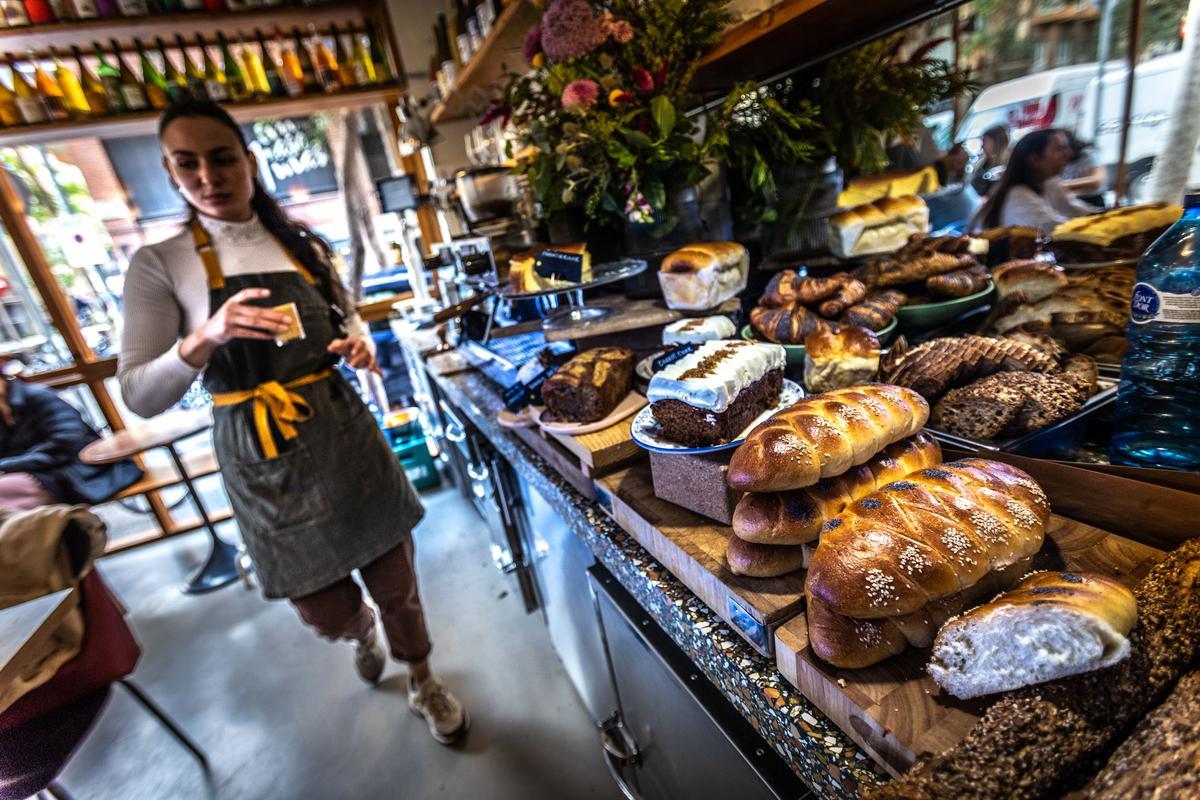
[926,264,990,298]
[795,274,846,305]
[759,270,799,308]
[726,384,929,492]
[817,277,868,317]
[749,304,832,345]
[841,290,906,330]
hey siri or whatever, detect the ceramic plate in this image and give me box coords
[537,391,648,436]
[497,406,541,429]
[630,380,804,455]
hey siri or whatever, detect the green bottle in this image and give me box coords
[217,32,253,103]
[133,37,171,109]
[155,36,190,101]
[90,42,127,113]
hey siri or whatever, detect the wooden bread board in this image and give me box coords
[540,415,644,478]
[774,514,1165,778]
[595,462,806,655]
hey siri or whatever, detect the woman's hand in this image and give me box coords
[328,336,379,374]
[180,288,290,368]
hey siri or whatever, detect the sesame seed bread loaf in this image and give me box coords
[928,571,1137,699]
[806,459,1049,620]
[726,384,929,493]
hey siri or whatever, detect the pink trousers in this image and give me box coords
[0,473,55,510]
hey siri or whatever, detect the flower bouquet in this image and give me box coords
[498,0,730,251]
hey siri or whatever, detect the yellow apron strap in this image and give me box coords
[189,219,225,290]
[210,369,333,459]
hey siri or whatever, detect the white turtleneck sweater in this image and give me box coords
[118,214,369,418]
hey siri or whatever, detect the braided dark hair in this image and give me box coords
[157,98,349,313]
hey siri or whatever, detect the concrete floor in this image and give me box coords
[62,483,620,800]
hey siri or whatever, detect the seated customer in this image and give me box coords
[0,375,142,509]
[970,128,1097,236]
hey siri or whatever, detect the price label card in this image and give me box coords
[651,343,698,373]
[534,249,584,283]
[502,363,559,412]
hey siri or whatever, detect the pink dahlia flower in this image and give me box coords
[522,24,542,62]
[609,20,633,44]
[562,79,600,111]
[541,0,605,61]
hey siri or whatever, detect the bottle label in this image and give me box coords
[121,86,148,110]
[73,0,99,15]
[1130,282,1200,324]
[206,79,229,101]
[15,97,43,125]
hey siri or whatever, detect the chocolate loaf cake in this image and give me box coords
[647,340,786,446]
[540,347,635,423]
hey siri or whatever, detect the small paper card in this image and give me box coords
[651,343,698,373]
[502,363,559,412]
[534,248,584,283]
[273,302,305,346]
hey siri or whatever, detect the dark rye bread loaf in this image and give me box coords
[540,347,634,423]
[867,537,1200,800]
[931,371,1083,440]
[1082,670,1200,800]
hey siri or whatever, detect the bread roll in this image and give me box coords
[867,538,1200,800]
[725,536,809,578]
[992,259,1067,303]
[658,242,749,311]
[806,458,1049,619]
[732,433,941,545]
[928,571,1137,699]
[803,326,881,394]
[829,196,930,258]
[726,384,929,493]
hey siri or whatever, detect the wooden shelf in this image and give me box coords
[430,0,538,125]
[0,1,373,53]
[0,84,400,145]
[692,0,954,95]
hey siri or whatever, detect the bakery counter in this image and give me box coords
[424,358,889,799]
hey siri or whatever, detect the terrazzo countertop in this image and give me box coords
[427,363,889,799]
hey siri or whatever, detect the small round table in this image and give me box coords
[80,408,243,594]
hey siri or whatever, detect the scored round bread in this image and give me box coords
[725,536,809,578]
[732,432,942,545]
[726,384,929,493]
[927,570,1137,699]
[805,458,1050,619]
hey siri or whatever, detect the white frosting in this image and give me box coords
[647,340,785,412]
[662,315,737,345]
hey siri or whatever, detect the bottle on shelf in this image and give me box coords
[109,38,149,111]
[216,32,253,102]
[177,0,204,10]
[2,1,31,26]
[456,0,473,65]
[92,41,128,113]
[202,0,222,11]
[176,34,208,100]
[72,44,110,116]
[273,27,303,97]
[197,34,228,102]
[5,53,46,124]
[466,0,482,56]
[289,26,318,94]
[94,0,117,17]
[133,37,171,109]
[155,36,190,101]
[1110,193,1200,470]
[255,29,285,98]
[308,23,340,93]
[475,0,494,38]
[115,0,148,16]
[236,32,268,99]
[225,0,247,10]
[367,27,391,84]
[48,0,73,19]
[446,0,461,66]
[23,0,56,24]
[29,52,69,122]
[329,23,356,90]
[49,46,90,119]
[434,13,455,96]
[0,73,20,127]
[348,22,375,86]
[70,0,99,19]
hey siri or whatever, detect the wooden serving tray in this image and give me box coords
[595,462,805,655]
[774,514,1164,777]
[540,415,644,478]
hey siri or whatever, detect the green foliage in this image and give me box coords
[501,0,729,230]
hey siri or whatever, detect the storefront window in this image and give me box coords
[0,223,74,375]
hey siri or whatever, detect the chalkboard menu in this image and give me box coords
[104,116,338,221]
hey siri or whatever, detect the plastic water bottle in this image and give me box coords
[1110,193,1200,470]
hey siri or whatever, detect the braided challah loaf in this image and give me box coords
[727,384,929,492]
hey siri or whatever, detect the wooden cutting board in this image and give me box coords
[541,415,644,478]
[595,462,806,655]
[774,515,1164,777]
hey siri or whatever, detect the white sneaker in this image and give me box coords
[408,676,468,744]
[354,619,387,686]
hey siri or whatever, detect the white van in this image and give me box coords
[1081,50,1200,201]
[957,63,1098,154]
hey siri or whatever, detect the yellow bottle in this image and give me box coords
[349,23,376,86]
[237,33,269,98]
[330,23,356,90]
[72,44,110,116]
[0,76,20,127]
[309,24,341,93]
[7,54,47,125]
[30,53,69,122]
[50,46,91,120]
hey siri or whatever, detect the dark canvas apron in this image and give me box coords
[192,220,424,599]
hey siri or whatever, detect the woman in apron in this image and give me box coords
[116,99,466,744]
